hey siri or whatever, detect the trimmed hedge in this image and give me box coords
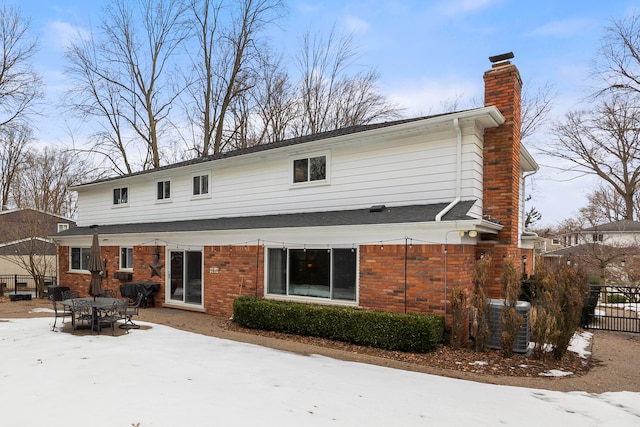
[232,296,444,353]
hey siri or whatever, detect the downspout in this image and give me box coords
[436,118,462,221]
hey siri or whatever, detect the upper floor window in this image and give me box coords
[293,155,327,184]
[57,223,69,232]
[592,233,603,242]
[120,247,134,270]
[193,174,209,196]
[113,187,129,205]
[70,247,90,270]
[157,180,171,201]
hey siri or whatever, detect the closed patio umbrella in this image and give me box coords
[88,231,103,299]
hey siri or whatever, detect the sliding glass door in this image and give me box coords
[169,250,203,305]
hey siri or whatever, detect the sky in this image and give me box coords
[1,313,639,426]
[12,0,640,226]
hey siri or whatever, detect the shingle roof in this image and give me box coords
[55,200,477,237]
[582,219,640,232]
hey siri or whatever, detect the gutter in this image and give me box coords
[436,118,462,221]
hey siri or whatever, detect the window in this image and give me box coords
[551,238,560,245]
[293,155,327,184]
[267,247,357,301]
[592,233,603,242]
[120,247,134,270]
[57,223,69,232]
[193,174,209,196]
[157,180,171,200]
[113,187,129,205]
[70,247,91,270]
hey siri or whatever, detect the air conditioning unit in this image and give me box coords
[487,299,530,353]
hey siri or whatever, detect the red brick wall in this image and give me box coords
[59,245,166,306]
[359,244,475,321]
[202,245,263,317]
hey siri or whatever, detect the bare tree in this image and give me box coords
[183,0,286,156]
[12,147,93,218]
[294,27,400,136]
[520,82,555,142]
[593,12,640,98]
[0,5,42,130]
[65,0,189,171]
[549,93,640,221]
[0,124,31,210]
[579,184,640,224]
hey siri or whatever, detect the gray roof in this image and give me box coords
[582,219,640,233]
[55,200,477,237]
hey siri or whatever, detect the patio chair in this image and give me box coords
[71,299,95,334]
[49,295,72,331]
[97,300,128,335]
[61,290,80,301]
[99,289,117,298]
[120,292,143,331]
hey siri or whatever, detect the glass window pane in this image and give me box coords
[201,175,208,194]
[71,248,80,270]
[185,251,202,304]
[332,249,357,301]
[309,156,326,181]
[157,182,163,199]
[113,188,120,204]
[193,176,200,195]
[81,248,90,270]
[293,158,308,182]
[121,188,128,203]
[289,249,330,298]
[267,248,286,294]
[164,181,171,198]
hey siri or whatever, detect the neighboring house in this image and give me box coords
[557,219,640,248]
[0,208,76,276]
[53,55,538,321]
[543,220,640,284]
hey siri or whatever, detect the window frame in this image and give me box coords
[70,247,91,271]
[119,247,134,270]
[57,223,69,232]
[113,187,129,206]
[192,173,211,198]
[265,246,357,303]
[290,152,330,187]
[156,179,172,202]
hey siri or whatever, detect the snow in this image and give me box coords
[1,316,639,427]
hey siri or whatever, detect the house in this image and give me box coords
[557,219,640,248]
[543,220,640,284]
[0,208,76,276]
[53,54,538,321]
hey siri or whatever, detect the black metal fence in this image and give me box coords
[583,285,640,333]
[0,274,57,299]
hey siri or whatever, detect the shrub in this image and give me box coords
[232,296,444,353]
[607,294,629,304]
[449,287,467,349]
[528,261,588,360]
[500,257,523,358]
[471,254,491,352]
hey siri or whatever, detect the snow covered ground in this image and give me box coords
[1,316,639,426]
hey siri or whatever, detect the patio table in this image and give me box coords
[61,297,122,332]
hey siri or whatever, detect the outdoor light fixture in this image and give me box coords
[458,230,478,237]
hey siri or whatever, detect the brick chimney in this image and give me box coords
[482,53,524,295]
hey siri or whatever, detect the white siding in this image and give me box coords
[75,114,493,226]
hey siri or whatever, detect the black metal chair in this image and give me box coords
[71,299,95,334]
[120,292,143,331]
[99,300,128,335]
[49,295,72,331]
[61,290,80,301]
